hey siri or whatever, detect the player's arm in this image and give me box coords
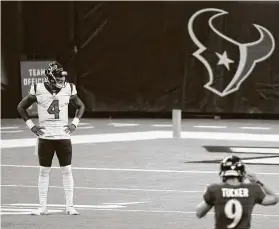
[196,185,214,218]
[70,94,85,120]
[64,94,85,134]
[17,94,37,121]
[196,201,213,218]
[17,94,45,136]
[246,172,278,206]
[257,181,278,206]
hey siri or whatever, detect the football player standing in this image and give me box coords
[196,156,278,229]
[17,61,85,215]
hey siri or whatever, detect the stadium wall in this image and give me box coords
[1,1,279,119]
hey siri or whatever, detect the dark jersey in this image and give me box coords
[203,182,266,229]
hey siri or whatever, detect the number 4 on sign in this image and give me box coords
[47,100,60,119]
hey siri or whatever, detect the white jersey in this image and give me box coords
[29,82,77,139]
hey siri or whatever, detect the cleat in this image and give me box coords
[66,206,79,215]
[30,207,48,215]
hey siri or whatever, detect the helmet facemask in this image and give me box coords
[52,70,67,89]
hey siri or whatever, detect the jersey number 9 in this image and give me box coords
[47,100,60,119]
[224,199,243,228]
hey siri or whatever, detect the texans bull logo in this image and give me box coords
[188,8,275,97]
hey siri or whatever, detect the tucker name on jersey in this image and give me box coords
[222,188,249,198]
[204,183,265,229]
[29,82,77,139]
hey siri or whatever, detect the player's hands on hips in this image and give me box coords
[31,126,45,137]
[64,124,76,134]
[245,172,258,183]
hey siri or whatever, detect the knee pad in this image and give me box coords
[39,166,51,177]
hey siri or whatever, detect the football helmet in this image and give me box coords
[45,61,67,88]
[219,155,246,182]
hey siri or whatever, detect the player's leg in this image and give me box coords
[55,139,79,215]
[31,138,55,215]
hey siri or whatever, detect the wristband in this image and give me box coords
[256,180,264,187]
[72,118,80,127]
[26,119,35,129]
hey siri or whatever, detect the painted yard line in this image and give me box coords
[0,184,202,193]
[0,130,23,133]
[78,122,92,126]
[0,127,19,130]
[152,124,172,127]
[1,164,279,175]
[4,202,147,208]
[1,206,277,217]
[103,202,148,205]
[2,130,279,149]
[242,158,279,165]
[0,208,38,212]
[2,184,279,195]
[86,209,195,215]
[91,209,279,217]
[194,125,227,129]
[78,126,95,129]
[1,204,278,217]
[108,123,140,127]
[0,131,170,149]
[0,212,57,215]
[0,202,148,214]
[0,210,63,215]
[230,147,279,154]
[6,203,124,209]
[181,131,279,142]
[240,127,271,130]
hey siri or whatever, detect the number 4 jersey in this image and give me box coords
[29,82,77,139]
[203,182,266,229]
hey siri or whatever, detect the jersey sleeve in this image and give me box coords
[29,84,36,96]
[254,184,266,204]
[71,83,77,96]
[203,184,216,206]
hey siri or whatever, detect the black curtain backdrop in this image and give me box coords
[2,1,279,118]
